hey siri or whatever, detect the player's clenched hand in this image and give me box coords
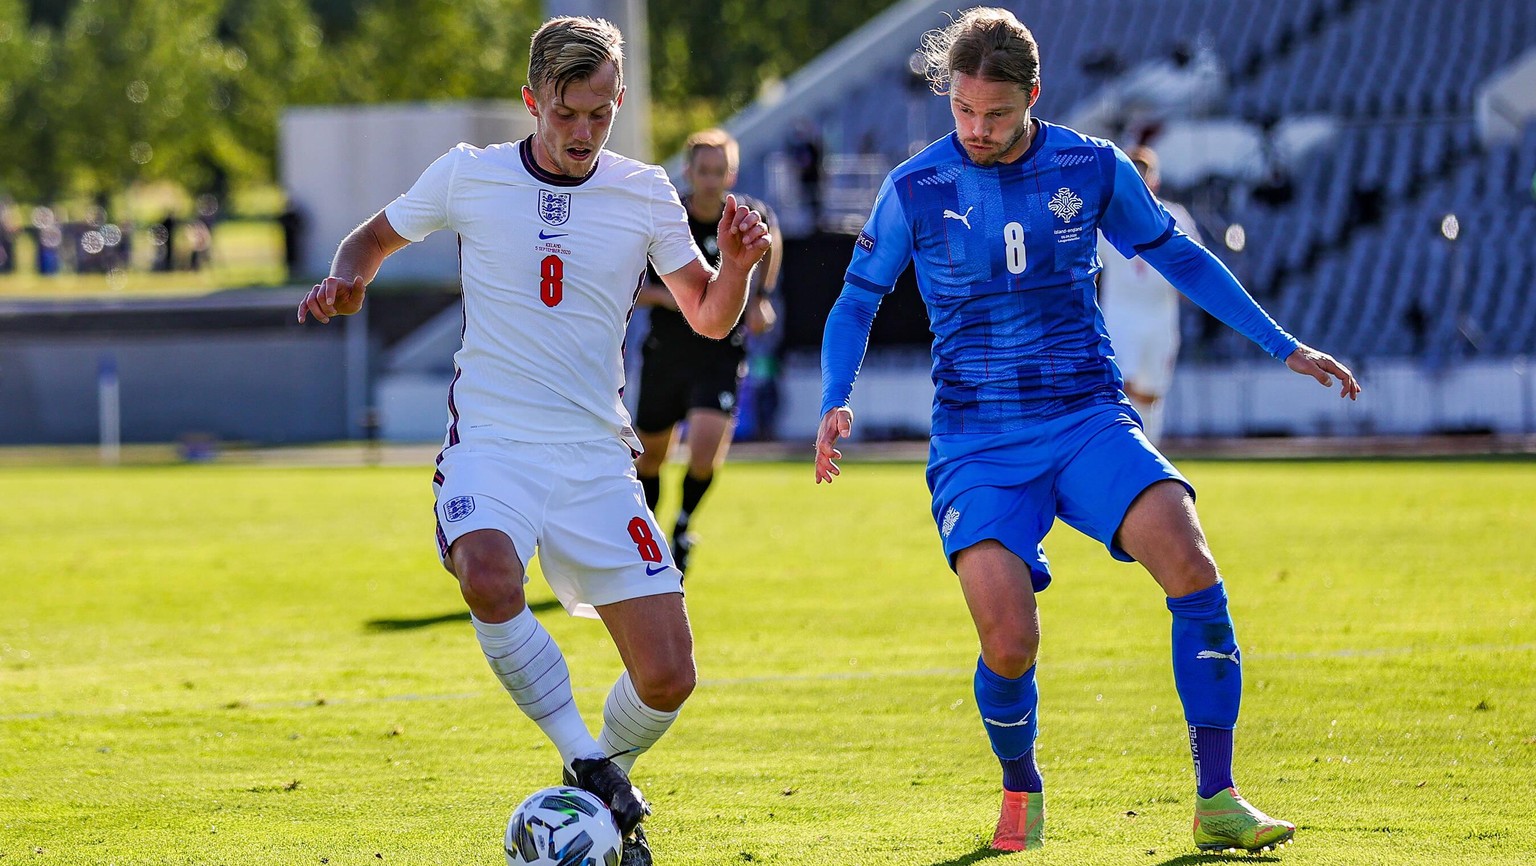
[297,275,367,324]
[716,193,771,272]
[1285,344,1362,400]
[814,407,854,484]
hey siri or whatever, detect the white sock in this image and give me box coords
[472,609,602,767]
[597,671,680,773]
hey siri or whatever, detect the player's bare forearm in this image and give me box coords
[660,260,725,337]
[328,230,387,285]
[330,212,408,283]
[298,211,410,324]
[663,259,747,339]
[665,196,769,338]
[707,192,771,332]
[693,261,753,338]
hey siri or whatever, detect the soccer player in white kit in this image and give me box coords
[296,17,770,866]
[1096,146,1197,443]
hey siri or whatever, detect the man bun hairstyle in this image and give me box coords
[528,16,625,100]
[918,6,1040,95]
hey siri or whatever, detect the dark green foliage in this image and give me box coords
[0,0,897,201]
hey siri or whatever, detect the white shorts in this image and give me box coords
[432,438,682,619]
[1109,320,1180,398]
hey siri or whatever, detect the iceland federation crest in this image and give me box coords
[538,189,571,226]
[1048,187,1084,222]
[942,506,961,538]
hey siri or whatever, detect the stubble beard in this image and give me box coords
[538,129,604,178]
[966,115,1032,166]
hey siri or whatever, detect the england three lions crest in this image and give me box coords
[538,189,571,226]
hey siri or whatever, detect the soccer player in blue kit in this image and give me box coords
[814,7,1360,855]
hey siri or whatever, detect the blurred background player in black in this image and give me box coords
[633,128,782,575]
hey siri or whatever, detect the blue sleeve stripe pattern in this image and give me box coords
[1133,222,1176,254]
[843,271,893,294]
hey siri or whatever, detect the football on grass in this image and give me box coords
[504,785,622,866]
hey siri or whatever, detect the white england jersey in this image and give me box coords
[385,139,700,450]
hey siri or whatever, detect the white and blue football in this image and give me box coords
[504,785,622,866]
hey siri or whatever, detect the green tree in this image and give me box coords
[323,0,538,104]
[50,0,231,197]
[0,0,30,184]
[0,0,22,121]
[649,0,899,110]
[0,0,68,202]
[0,0,904,202]
[221,0,327,188]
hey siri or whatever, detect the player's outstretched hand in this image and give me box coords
[297,275,367,324]
[716,193,771,273]
[814,407,854,484]
[1286,343,1361,400]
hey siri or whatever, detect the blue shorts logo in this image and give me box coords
[856,231,876,252]
[443,495,476,522]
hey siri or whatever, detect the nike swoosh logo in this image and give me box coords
[645,564,668,576]
[982,711,1032,728]
[539,230,569,239]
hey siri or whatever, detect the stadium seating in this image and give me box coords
[744,0,1536,361]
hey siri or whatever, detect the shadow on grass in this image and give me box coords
[365,600,561,632]
[922,844,1284,865]
[1154,853,1283,866]
[925,847,1012,866]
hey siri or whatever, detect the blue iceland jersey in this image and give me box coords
[844,121,1181,433]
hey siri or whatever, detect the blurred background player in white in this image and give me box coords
[633,128,781,575]
[1096,145,1196,443]
[296,16,770,866]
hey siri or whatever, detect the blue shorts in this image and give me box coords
[925,402,1192,592]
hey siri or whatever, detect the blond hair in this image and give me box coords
[918,7,1040,95]
[528,16,625,99]
[684,128,740,173]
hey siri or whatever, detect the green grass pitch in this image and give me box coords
[2,458,1533,865]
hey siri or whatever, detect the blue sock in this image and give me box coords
[1189,725,1235,798]
[974,657,1042,793]
[1000,749,1042,794]
[1167,580,1241,795]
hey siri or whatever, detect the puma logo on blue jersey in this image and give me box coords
[942,206,974,229]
